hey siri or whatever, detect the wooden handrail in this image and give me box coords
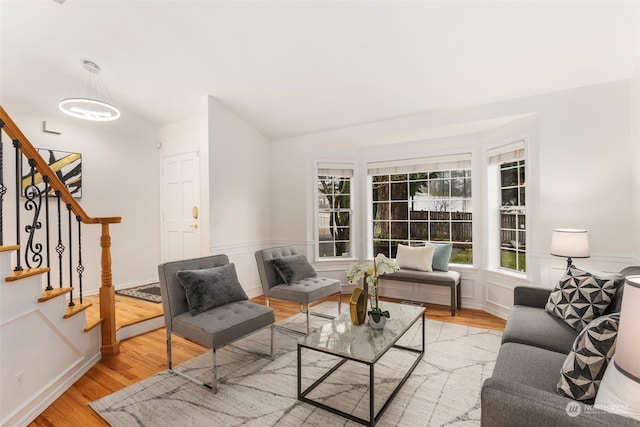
[0,106,120,225]
[1,105,122,356]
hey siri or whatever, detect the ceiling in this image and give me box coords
[1,1,639,140]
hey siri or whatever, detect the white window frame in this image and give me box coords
[487,139,528,274]
[365,153,473,263]
[314,161,355,261]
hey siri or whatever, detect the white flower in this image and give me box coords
[345,254,398,284]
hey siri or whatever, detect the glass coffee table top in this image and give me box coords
[298,301,425,364]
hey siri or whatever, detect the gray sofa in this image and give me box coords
[481,266,640,427]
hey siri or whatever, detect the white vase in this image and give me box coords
[368,313,386,329]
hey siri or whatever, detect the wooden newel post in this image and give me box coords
[99,222,120,356]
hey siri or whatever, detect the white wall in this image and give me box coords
[270,81,636,318]
[207,97,272,296]
[631,61,640,265]
[1,101,161,294]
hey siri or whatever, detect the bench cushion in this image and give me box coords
[381,269,460,287]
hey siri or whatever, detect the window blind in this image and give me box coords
[367,153,471,175]
[488,140,525,164]
[317,162,354,178]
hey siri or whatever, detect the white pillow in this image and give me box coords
[396,244,435,272]
[595,357,640,421]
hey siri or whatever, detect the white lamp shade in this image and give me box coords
[615,275,640,382]
[550,229,590,258]
[595,275,640,421]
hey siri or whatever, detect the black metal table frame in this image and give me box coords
[297,312,425,426]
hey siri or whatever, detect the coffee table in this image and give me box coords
[297,301,425,426]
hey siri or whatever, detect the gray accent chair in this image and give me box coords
[481,266,640,426]
[158,254,275,392]
[255,246,342,334]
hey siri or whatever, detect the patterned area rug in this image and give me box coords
[90,302,501,426]
[115,283,162,304]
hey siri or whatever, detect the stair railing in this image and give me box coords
[0,106,122,356]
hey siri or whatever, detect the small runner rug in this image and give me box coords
[115,283,162,304]
[90,302,501,426]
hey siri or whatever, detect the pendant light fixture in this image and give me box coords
[59,60,120,121]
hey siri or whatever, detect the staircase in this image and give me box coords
[0,107,121,427]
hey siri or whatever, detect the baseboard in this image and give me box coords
[2,352,101,427]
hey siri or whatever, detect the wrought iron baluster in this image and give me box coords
[44,176,52,290]
[23,159,43,268]
[13,140,22,271]
[76,215,84,304]
[55,191,65,287]
[67,204,74,307]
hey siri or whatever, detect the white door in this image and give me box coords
[161,152,201,262]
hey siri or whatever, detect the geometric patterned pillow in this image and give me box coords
[545,267,620,332]
[557,313,620,400]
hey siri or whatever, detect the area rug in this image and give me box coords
[90,302,501,426]
[115,283,162,304]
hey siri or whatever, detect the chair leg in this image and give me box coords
[306,305,311,334]
[166,330,173,370]
[270,324,275,360]
[212,348,217,393]
[337,292,342,314]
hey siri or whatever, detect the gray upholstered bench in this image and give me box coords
[378,269,461,316]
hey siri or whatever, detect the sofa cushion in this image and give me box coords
[557,313,620,401]
[176,263,248,316]
[502,305,579,354]
[396,244,435,271]
[270,253,317,285]
[492,342,568,394]
[545,267,620,332]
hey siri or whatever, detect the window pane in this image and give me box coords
[501,188,518,206]
[430,222,450,240]
[519,187,526,206]
[391,182,408,200]
[373,202,390,221]
[500,249,517,270]
[501,167,518,186]
[409,210,429,220]
[452,222,472,242]
[319,242,335,257]
[429,179,449,197]
[335,194,350,209]
[318,194,330,209]
[373,240,390,257]
[390,201,408,220]
[451,177,471,197]
[452,243,473,264]
[391,174,407,182]
[372,175,388,183]
[390,222,408,239]
[372,182,389,201]
[431,210,450,221]
[410,222,429,240]
[373,221,389,239]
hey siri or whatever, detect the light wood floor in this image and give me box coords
[30,295,505,426]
